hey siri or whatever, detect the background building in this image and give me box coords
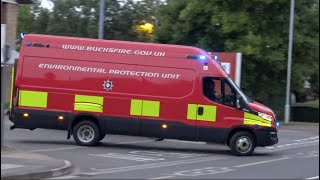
[1,0,34,106]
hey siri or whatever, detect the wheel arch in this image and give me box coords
[67,113,104,138]
[225,125,257,146]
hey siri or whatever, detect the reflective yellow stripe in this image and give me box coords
[74,95,104,112]
[75,95,103,105]
[74,102,103,113]
[142,100,160,117]
[187,104,197,120]
[244,119,271,127]
[9,66,15,109]
[187,104,217,122]
[130,99,142,116]
[18,90,48,108]
[196,105,216,122]
[244,112,271,127]
[130,99,160,117]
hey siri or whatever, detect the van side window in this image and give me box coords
[222,80,237,108]
[203,77,237,108]
[203,77,223,103]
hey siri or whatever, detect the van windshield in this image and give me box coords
[226,78,252,103]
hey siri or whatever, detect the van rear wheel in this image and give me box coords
[73,121,100,146]
[229,131,256,156]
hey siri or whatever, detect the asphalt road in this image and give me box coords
[3,117,319,179]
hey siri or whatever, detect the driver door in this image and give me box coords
[197,77,244,143]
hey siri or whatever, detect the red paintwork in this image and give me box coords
[13,34,275,129]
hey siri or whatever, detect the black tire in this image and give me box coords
[229,131,256,156]
[73,120,101,146]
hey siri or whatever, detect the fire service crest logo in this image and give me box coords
[103,80,113,91]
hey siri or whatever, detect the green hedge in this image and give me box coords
[292,100,319,122]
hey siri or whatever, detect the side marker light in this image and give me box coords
[23,113,29,117]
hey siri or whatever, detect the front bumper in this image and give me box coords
[255,128,278,147]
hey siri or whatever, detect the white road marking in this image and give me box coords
[46,175,79,179]
[115,140,153,144]
[167,166,234,177]
[30,147,83,152]
[129,150,205,159]
[294,136,319,142]
[1,164,24,170]
[81,156,228,176]
[165,139,206,144]
[233,157,290,168]
[29,140,153,152]
[265,146,275,149]
[260,139,319,153]
[149,150,318,179]
[264,145,315,153]
[306,176,319,180]
[90,153,165,162]
[51,160,72,172]
[148,176,175,179]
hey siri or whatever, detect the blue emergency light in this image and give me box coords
[20,32,25,39]
[199,55,206,60]
[276,121,280,127]
[187,55,206,60]
[214,55,218,60]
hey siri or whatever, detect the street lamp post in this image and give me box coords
[151,16,159,27]
[284,0,295,124]
[98,0,105,39]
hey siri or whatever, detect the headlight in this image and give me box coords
[258,112,273,121]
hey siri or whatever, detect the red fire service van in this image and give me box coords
[9,34,279,156]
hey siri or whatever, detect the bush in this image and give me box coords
[291,100,319,122]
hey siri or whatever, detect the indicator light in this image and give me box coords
[58,116,64,120]
[162,124,168,129]
[23,113,29,117]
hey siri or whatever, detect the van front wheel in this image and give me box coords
[73,121,100,146]
[229,131,256,156]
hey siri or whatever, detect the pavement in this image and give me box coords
[1,117,318,179]
[1,146,74,179]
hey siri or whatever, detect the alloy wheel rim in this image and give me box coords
[77,125,95,143]
[236,136,252,153]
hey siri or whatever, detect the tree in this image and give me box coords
[16,5,35,50]
[17,0,163,42]
[154,0,319,104]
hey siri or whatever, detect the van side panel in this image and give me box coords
[15,55,199,139]
[19,56,196,98]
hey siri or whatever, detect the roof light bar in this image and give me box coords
[186,55,207,61]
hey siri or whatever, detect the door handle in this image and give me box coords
[198,106,204,115]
